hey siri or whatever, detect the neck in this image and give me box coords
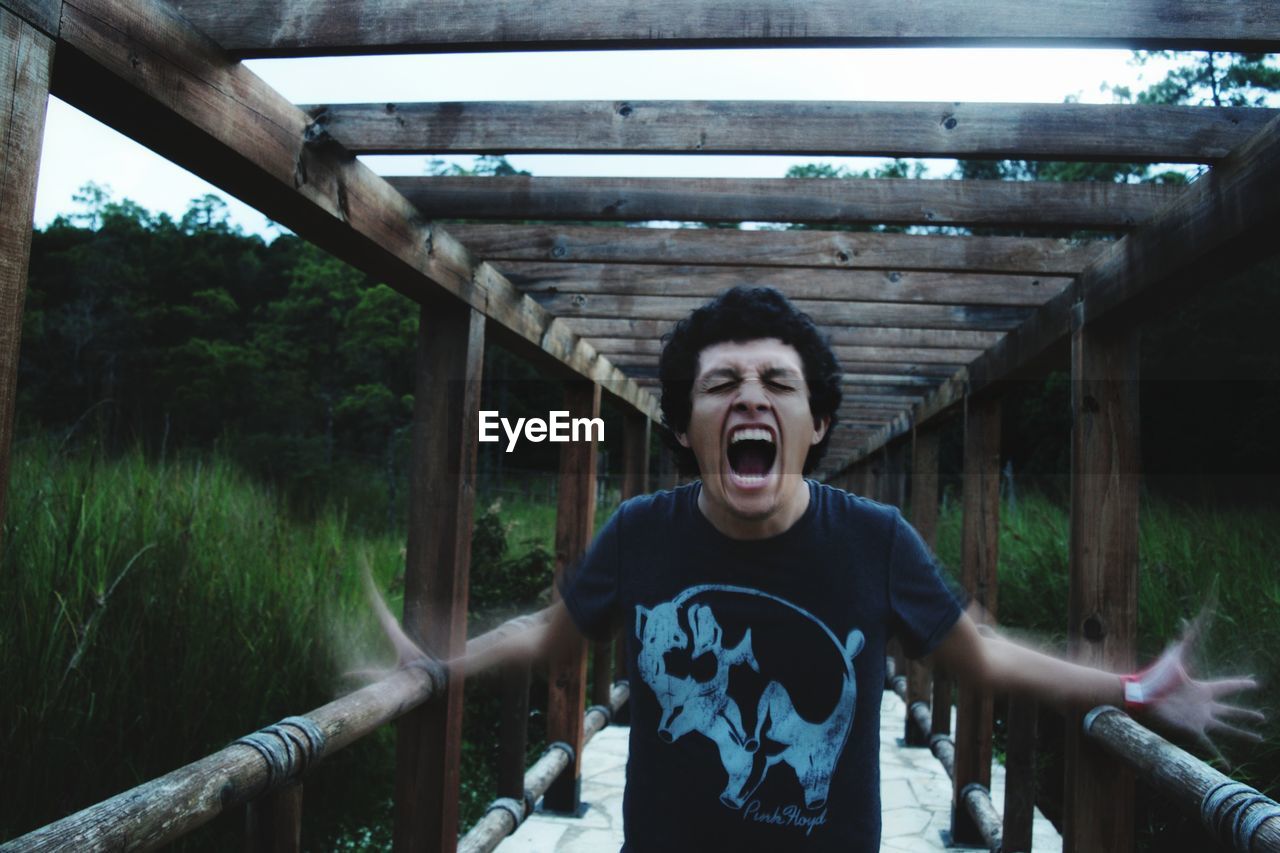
[697,476,811,540]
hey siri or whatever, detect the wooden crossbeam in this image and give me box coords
[49,0,658,422]
[308,100,1274,164]
[450,224,1107,276]
[531,293,1033,331]
[502,262,1070,307]
[840,111,1280,469]
[588,338,983,365]
[615,361,941,389]
[170,0,1280,55]
[389,176,1179,229]
[569,318,1006,349]
[1,0,59,36]
[604,352,960,379]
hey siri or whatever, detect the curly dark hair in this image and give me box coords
[658,286,842,476]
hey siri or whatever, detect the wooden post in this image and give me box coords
[890,440,909,509]
[951,394,1001,846]
[393,302,485,853]
[544,381,602,814]
[1002,695,1038,852]
[498,659,532,800]
[246,783,302,853]
[905,426,940,746]
[613,412,650,723]
[0,8,52,544]
[1063,308,1139,852]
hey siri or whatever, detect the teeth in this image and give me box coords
[736,474,767,484]
[730,428,774,445]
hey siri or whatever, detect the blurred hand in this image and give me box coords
[1129,613,1265,761]
[342,557,436,685]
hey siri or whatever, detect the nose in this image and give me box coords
[733,379,771,412]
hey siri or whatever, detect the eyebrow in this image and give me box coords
[697,365,803,383]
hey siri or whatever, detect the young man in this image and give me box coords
[463,286,1260,851]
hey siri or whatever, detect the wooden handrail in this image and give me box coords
[0,608,559,852]
[0,665,441,852]
[1084,707,1280,853]
[960,783,1003,852]
[893,653,1280,853]
[458,681,631,853]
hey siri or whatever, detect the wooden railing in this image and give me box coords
[890,660,1280,852]
[0,608,632,853]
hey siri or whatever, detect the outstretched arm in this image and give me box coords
[458,600,583,674]
[931,611,1263,748]
[360,560,584,680]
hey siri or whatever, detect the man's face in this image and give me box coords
[677,338,828,538]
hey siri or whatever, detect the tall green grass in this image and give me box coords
[0,436,408,848]
[0,436,612,849]
[932,488,1280,797]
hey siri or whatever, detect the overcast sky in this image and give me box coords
[33,48,1196,239]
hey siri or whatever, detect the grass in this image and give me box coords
[931,487,1280,843]
[1,435,410,848]
[0,435,619,850]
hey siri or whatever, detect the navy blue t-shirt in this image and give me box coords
[561,480,963,852]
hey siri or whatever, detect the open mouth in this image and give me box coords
[726,427,777,486]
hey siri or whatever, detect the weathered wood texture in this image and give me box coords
[0,9,51,546]
[1,666,441,851]
[833,111,1280,472]
[308,100,1274,163]
[0,0,59,36]
[4,609,581,851]
[1002,696,1037,853]
[395,304,485,852]
[596,339,982,366]
[544,381,601,813]
[531,293,1032,331]
[904,427,940,746]
[952,395,1001,847]
[391,176,1179,229]
[574,319,1003,350]
[1063,319,1139,853]
[504,262,1071,306]
[1084,707,1280,852]
[450,224,1106,275]
[497,659,532,800]
[245,783,302,853]
[961,784,1004,852]
[457,683,629,853]
[169,0,1280,55]
[47,0,657,421]
[613,411,649,723]
[966,111,1280,411]
[608,353,958,380]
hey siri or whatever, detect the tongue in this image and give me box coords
[734,445,771,477]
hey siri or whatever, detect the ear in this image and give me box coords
[811,414,830,445]
[635,605,651,638]
[675,431,691,448]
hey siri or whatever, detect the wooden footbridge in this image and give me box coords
[2,0,1280,850]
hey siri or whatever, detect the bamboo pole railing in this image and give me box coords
[0,609,577,853]
[1085,707,1280,852]
[889,636,1280,853]
[458,681,631,853]
[0,664,442,852]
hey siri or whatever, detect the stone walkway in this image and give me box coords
[496,690,1062,852]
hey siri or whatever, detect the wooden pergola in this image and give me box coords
[2,2,1278,852]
